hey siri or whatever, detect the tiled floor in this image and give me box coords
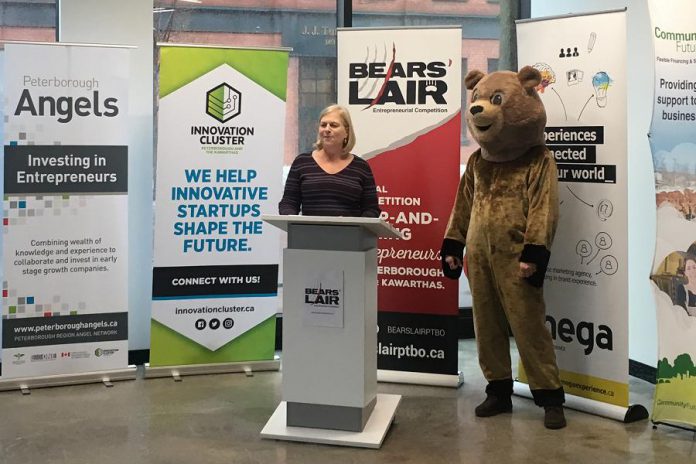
[1,340,694,464]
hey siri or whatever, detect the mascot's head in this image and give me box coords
[465,66,546,162]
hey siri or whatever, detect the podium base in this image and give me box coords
[260,393,401,449]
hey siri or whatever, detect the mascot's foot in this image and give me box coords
[543,406,567,429]
[474,395,513,417]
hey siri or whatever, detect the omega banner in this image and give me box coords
[0,43,129,380]
[516,11,632,412]
[337,27,461,385]
[648,0,696,429]
[151,45,288,367]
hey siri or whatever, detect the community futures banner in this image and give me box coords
[517,11,631,409]
[1,43,129,380]
[337,27,461,384]
[151,46,288,367]
[648,0,696,429]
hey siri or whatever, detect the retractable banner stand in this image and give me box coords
[337,27,462,387]
[516,11,646,421]
[648,0,696,430]
[149,45,288,376]
[0,42,134,390]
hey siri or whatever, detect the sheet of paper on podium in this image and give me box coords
[302,270,345,328]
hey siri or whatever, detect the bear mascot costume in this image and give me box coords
[441,66,566,429]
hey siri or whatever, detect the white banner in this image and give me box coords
[151,46,287,366]
[517,11,629,406]
[1,43,130,379]
[648,0,696,428]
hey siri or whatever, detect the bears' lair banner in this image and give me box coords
[648,0,696,429]
[151,46,288,366]
[517,11,632,410]
[1,43,129,380]
[337,27,461,383]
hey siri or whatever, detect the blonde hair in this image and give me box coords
[314,104,356,154]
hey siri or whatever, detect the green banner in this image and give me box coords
[150,45,289,367]
[159,47,288,100]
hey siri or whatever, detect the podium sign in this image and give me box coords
[302,269,344,328]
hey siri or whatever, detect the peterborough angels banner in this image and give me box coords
[1,43,129,379]
[648,0,696,429]
[338,27,461,383]
[517,11,630,408]
[151,46,288,366]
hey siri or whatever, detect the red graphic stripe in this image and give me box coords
[365,43,396,110]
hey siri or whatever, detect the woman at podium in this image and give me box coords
[279,104,380,217]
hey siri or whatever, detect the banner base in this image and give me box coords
[378,369,463,388]
[260,393,401,449]
[0,366,137,393]
[652,420,696,433]
[144,359,280,380]
[513,381,649,423]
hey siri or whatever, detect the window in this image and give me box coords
[298,57,337,153]
[0,0,56,42]
[488,58,499,73]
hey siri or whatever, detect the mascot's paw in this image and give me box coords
[521,244,551,287]
[475,395,513,417]
[441,238,464,280]
[543,406,567,429]
[442,262,463,280]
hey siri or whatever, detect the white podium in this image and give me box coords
[260,215,402,449]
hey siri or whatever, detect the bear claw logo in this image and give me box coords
[206,83,242,123]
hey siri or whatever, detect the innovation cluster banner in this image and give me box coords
[151,46,288,367]
[648,0,696,429]
[517,11,630,408]
[1,43,130,379]
[337,27,462,382]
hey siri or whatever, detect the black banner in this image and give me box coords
[4,145,128,194]
[377,312,458,374]
[152,264,278,299]
[3,312,127,349]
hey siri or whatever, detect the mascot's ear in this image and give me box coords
[518,66,542,91]
[465,70,485,90]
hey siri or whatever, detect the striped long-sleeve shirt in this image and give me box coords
[278,153,381,217]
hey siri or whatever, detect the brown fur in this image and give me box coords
[443,67,564,404]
